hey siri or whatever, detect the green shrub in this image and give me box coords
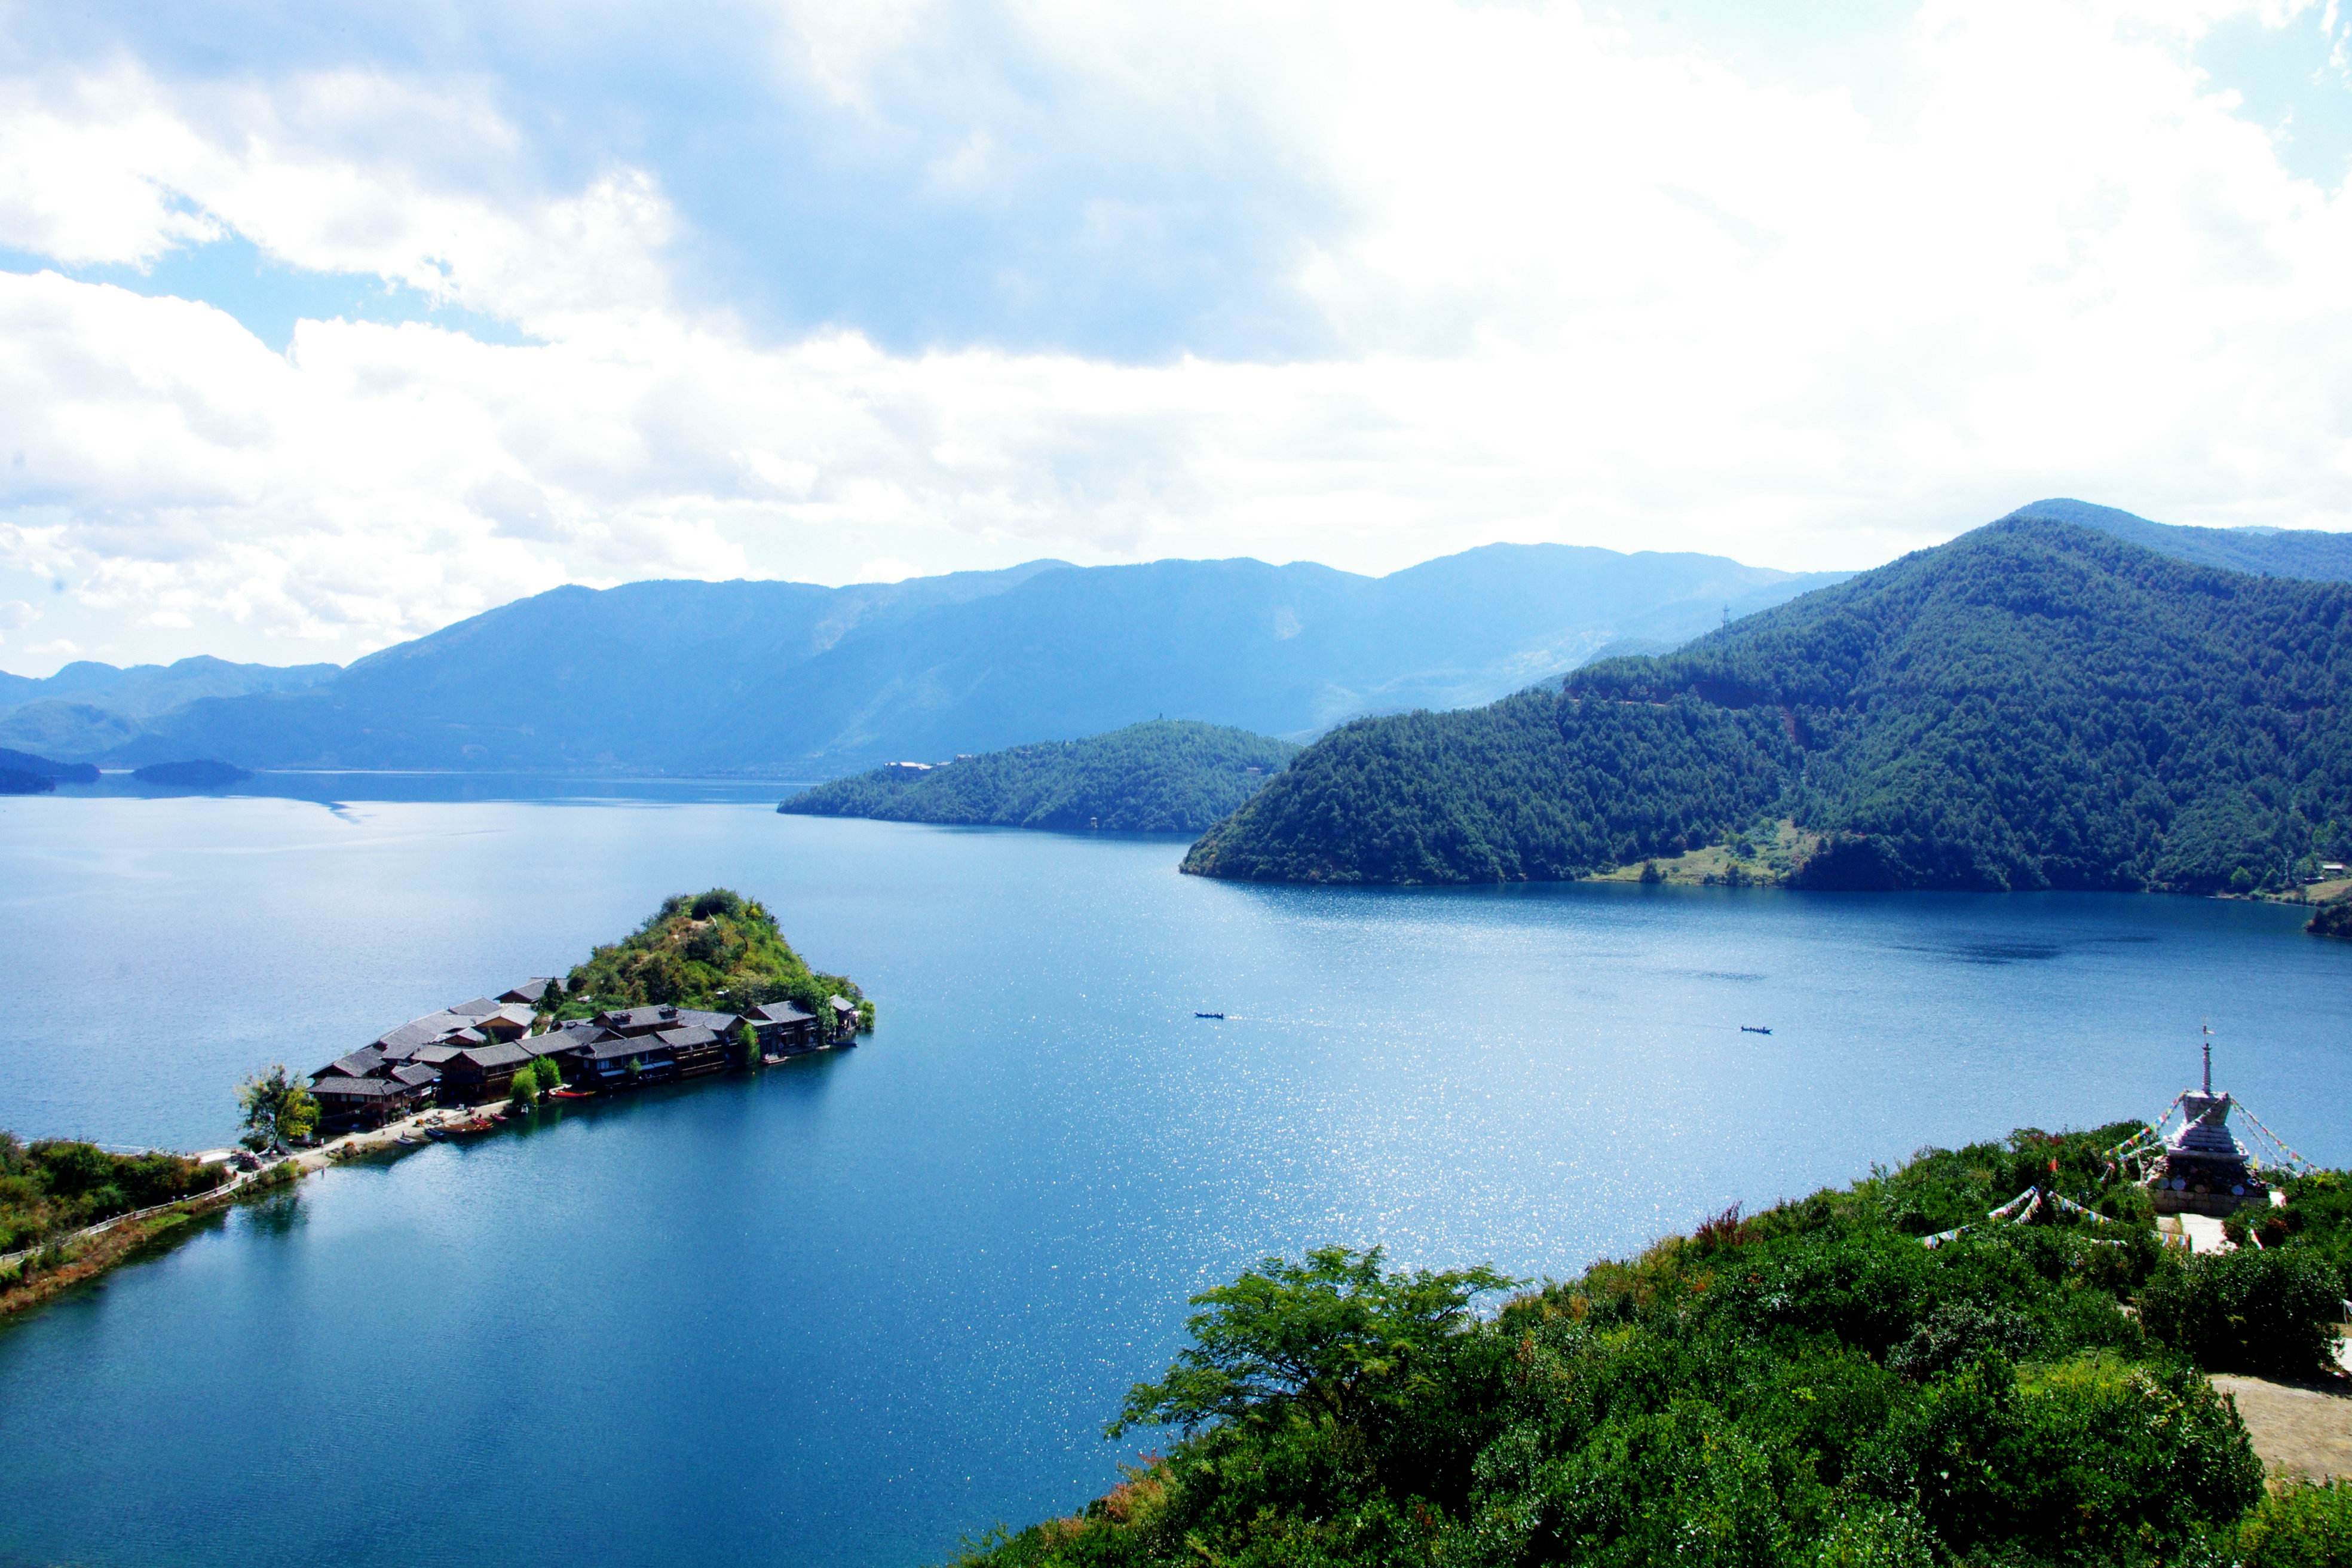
[2139,1248,2344,1377]
[2231,1480,2352,1567]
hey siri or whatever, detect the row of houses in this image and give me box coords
[308,978,860,1131]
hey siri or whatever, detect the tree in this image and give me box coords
[508,1059,543,1108]
[1109,1246,1515,1438]
[237,1065,318,1152]
[736,1020,761,1068]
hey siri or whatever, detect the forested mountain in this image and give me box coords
[780,721,1298,833]
[1184,519,2352,892]
[91,546,1834,774]
[2017,497,2352,581]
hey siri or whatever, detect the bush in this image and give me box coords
[2139,1247,2344,1377]
[2230,1480,2352,1568]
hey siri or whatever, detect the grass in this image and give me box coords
[1586,819,1820,887]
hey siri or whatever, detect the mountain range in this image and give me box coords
[42,546,1839,775]
[7,499,2350,779]
[0,656,338,758]
[1184,516,2352,893]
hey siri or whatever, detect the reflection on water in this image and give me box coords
[0,800,2348,1568]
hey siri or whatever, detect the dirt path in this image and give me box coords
[2212,1373,2352,1481]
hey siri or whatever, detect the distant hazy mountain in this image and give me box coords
[101,546,1840,774]
[2004,498,2352,581]
[0,656,339,758]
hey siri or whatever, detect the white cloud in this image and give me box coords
[1,0,2350,672]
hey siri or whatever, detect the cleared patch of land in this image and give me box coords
[2211,1372,2352,1482]
[1584,820,1819,887]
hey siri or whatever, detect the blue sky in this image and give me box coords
[1,0,2349,673]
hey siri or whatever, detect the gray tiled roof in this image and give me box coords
[449,1041,533,1071]
[499,978,555,1004]
[322,1046,387,1079]
[748,1002,815,1024]
[390,1062,440,1087]
[311,1074,419,1100]
[448,997,504,1019]
[653,1025,722,1049]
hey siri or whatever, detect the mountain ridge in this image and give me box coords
[90,544,1842,774]
[1183,517,2352,893]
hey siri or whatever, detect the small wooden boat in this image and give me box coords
[1740,1025,1773,1036]
[549,1087,594,1100]
[1195,1012,1226,1019]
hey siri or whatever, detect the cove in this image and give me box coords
[1,795,2348,1568]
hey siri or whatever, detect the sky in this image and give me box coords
[1,0,2350,675]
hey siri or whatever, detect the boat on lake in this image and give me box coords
[1741,1025,1772,1035]
[1195,1011,1225,1019]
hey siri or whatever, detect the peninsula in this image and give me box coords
[305,889,872,1133]
[2,889,870,1318]
[780,719,1298,834]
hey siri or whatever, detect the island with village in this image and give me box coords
[2,890,871,1316]
[295,889,872,1152]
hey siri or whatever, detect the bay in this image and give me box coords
[0,794,2347,1568]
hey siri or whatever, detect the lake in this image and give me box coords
[1,789,2347,1568]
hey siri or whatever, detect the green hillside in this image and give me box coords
[780,721,1300,834]
[956,1126,2352,1568]
[553,889,871,1029]
[1184,520,2352,892]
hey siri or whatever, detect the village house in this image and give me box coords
[744,1000,819,1055]
[309,976,864,1125]
[310,1062,439,1129]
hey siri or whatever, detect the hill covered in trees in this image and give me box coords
[780,721,1298,834]
[960,1124,2352,1568]
[1184,520,2352,893]
[551,889,871,1030]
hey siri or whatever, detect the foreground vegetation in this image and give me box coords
[960,1125,2352,1568]
[0,1134,227,1256]
[782,720,1300,835]
[1186,521,2352,893]
[0,1133,274,1319]
[550,887,873,1032]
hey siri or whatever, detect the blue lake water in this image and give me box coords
[1,792,2348,1567]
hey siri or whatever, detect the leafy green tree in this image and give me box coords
[508,1059,543,1108]
[1110,1246,1515,1438]
[236,1065,318,1152]
[736,1020,760,1068]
